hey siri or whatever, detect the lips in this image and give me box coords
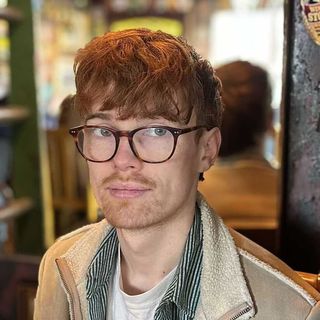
[107,183,151,199]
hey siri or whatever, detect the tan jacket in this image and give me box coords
[34,196,320,319]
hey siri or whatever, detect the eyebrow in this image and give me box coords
[85,112,112,122]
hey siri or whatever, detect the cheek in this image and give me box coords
[88,163,99,183]
[88,163,108,192]
[178,140,202,173]
[162,148,200,192]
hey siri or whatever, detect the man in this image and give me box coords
[34,29,320,319]
[199,61,279,237]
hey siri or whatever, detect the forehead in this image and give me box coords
[85,109,197,128]
[86,111,183,130]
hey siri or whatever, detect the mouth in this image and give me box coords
[107,184,151,199]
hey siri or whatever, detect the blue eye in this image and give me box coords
[147,127,168,137]
[92,128,112,137]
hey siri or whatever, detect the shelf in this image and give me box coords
[0,105,29,123]
[0,197,33,221]
[0,6,23,22]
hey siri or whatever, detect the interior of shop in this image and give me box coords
[0,0,319,318]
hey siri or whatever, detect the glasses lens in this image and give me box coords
[133,127,174,162]
[77,127,116,161]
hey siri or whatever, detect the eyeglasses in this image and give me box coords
[69,125,209,163]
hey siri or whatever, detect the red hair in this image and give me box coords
[73,28,223,127]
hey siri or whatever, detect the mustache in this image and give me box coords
[102,172,157,189]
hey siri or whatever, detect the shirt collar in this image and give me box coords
[86,228,118,301]
[156,207,203,319]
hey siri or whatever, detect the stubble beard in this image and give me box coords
[102,195,166,230]
[96,172,166,230]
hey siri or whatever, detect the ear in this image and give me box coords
[198,128,221,173]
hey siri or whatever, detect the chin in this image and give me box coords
[105,212,162,230]
[102,199,165,230]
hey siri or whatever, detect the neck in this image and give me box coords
[117,204,195,295]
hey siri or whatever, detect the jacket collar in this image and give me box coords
[197,193,255,319]
[58,194,255,320]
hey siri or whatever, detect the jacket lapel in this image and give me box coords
[59,219,112,319]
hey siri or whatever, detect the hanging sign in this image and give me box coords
[301,0,320,45]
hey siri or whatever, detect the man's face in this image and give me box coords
[86,108,220,230]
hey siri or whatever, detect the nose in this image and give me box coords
[112,136,143,171]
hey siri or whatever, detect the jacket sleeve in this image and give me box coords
[33,248,69,319]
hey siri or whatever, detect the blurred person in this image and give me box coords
[58,94,88,198]
[46,95,89,235]
[59,95,101,223]
[199,61,279,231]
[34,29,319,319]
[58,94,82,128]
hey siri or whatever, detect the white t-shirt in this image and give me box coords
[107,250,177,320]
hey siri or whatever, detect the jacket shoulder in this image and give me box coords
[34,223,104,319]
[230,228,320,304]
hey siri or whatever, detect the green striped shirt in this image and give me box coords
[86,208,203,319]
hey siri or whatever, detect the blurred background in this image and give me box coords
[0,0,320,318]
[1,0,284,248]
